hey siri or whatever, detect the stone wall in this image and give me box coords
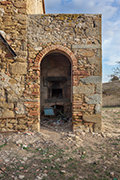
[0,0,28,131]
[0,3,102,133]
[27,14,102,133]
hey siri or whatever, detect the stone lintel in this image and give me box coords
[73,85,94,94]
[10,62,27,75]
[80,76,101,84]
[72,44,101,49]
[83,114,101,123]
[16,51,27,57]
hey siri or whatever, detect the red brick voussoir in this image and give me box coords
[1,1,11,5]
[35,45,77,67]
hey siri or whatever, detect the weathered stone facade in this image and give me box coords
[0,0,102,133]
[27,0,45,14]
[0,0,28,131]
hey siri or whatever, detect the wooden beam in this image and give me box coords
[42,0,45,14]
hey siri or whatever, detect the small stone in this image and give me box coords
[36,176,42,180]
[22,144,27,148]
[62,164,66,168]
[106,133,112,138]
[55,158,61,162]
[68,133,75,137]
[49,155,53,158]
[11,175,15,178]
[35,47,42,51]
[75,136,83,142]
[79,176,83,179]
[26,133,31,136]
[43,170,48,173]
[60,170,66,174]
[61,132,65,135]
[103,166,107,170]
[14,177,18,180]
[4,159,9,163]
[16,139,23,144]
[21,161,25,164]
[23,157,27,161]
[82,151,86,155]
[81,132,85,136]
[42,173,47,177]
[19,175,25,179]
[110,172,114,177]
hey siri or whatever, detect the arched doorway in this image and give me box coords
[26,45,78,132]
[40,52,72,119]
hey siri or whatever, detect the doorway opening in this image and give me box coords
[40,51,72,130]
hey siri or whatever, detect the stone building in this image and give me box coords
[0,0,102,133]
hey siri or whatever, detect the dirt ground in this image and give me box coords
[0,107,120,180]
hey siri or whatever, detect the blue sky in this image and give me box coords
[45,0,120,82]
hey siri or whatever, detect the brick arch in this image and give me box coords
[35,45,77,69]
[38,45,75,126]
[37,44,76,101]
[25,45,78,132]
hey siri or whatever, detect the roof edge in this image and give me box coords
[42,0,45,14]
[0,33,17,58]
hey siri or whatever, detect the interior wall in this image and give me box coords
[40,52,71,116]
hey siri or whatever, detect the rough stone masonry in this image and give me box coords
[0,0,102,133]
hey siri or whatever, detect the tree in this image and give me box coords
[109,62,120,82]
[109,75,119,82]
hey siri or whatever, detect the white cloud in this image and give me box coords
[103,17,120,65]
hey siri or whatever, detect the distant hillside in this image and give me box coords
[102,80,120,107]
